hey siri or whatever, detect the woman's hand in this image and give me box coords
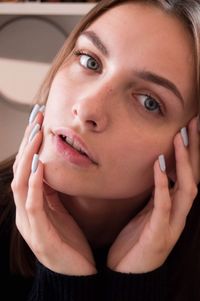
[11,109,97,276]
[107,116,199,274]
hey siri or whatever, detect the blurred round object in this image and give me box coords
[0,16,67,106]
[0,16,67,161]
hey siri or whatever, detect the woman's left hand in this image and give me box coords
[107,116,199,273]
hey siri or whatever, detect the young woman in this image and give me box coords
[0,0,200,300]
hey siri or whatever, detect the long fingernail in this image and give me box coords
[39,105,45,113]
[180,127,189,147]
[29,123,40,143]
[159,154,166,172]
[29,104,40,124]
[31,154,39,173]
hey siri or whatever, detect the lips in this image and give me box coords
[60,135,88,157]
[52,127,98,165]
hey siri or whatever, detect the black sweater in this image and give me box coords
[28,248,167,301]
[1,186,200,300]
[0,214,167,301]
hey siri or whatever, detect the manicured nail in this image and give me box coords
[180,127,189,147]
[39,105,45,113]
[29,104,40,124]
[29,123,40,143]
[31,154,39,173]
[159,154,166,172]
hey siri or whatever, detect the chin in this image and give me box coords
[38,150,65,192]
[42,163,68,193]
[40,158,86,197]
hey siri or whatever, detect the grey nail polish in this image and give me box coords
[159,154,166,172]
[31,154,39,173]
[39,105,46,113]
[29,123,40,143]
[29,104,40,124]
[180,127,189,147]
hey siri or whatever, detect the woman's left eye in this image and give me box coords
[74,50,101,72]
[137,94,162,114]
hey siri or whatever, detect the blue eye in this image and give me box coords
[80,54,99,70]
[137,94,161,113]
[74,50,101,72]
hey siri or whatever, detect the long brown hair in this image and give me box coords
[1,0,200,295]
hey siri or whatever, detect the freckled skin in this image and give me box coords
[39,2,197,204]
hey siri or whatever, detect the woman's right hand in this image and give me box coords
[11,109,97,276]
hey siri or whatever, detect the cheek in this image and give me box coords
[111,132,174,179]
[59,62,85,86]
[102,138,157,193]
[105,133,175,197]
[43,83,75,126]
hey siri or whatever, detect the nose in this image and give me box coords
[71,82,115,132]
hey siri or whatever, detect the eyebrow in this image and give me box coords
[135,71,184,107]
[80,30,184,107]
[80,30,109,57]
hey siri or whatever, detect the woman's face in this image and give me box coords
[39,2,197,200]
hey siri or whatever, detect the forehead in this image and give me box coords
[88,2,193,52]
[85,2,196,108]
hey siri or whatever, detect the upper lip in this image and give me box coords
[52,127,98,165]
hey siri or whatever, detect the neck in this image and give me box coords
[59,192,150,249]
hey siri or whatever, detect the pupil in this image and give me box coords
[145,98,158,111]
[88,58,98,70]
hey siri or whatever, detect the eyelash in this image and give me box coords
[73,49,102,72]
[73,49,165,116]
[134,93,165,116]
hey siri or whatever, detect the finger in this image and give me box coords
[170,132,198,227]
[13,110,44,174]
[13,104,41,173]
[26,157,53,244]
[12,129,43,212]
[150,157,171,232]
[187,116,200,184]
[13,124,32,174]
[15,202,30,240]
[43,183,65,212]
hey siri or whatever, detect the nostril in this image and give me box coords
[87,120,97,127]
[72,108,78,116]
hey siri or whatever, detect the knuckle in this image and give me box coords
[11,179,15,191]
[187,183,198,198]
[28,177,38,190]
[11,178,23,192]
[159,182,167,191]
[160,199,171,213]
[11,179,18,191]
[25,195,42,215]
[25,201,38,215]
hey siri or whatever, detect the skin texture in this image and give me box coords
[40,4,196,198]
[38,3,197,243]
[11,3,199,275]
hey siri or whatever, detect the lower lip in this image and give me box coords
[52,134,95,168]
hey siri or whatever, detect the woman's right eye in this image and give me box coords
[74,50,101,72]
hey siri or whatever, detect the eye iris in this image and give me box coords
[87,57,98,70]
[145,97,158,111]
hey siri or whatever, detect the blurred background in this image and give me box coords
[0,1,98,161]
